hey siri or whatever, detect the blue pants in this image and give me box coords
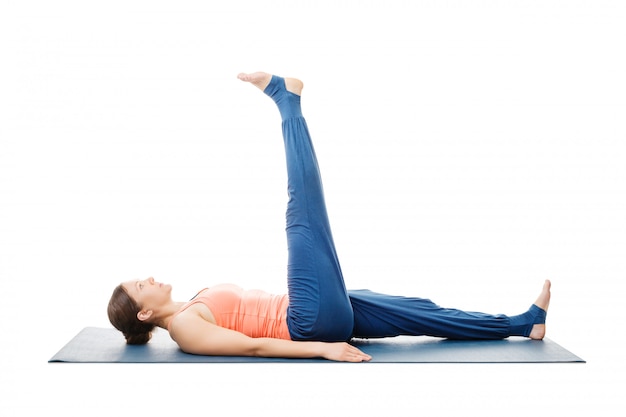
[264,76,543,342]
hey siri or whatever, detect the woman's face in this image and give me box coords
[122,277,172,311]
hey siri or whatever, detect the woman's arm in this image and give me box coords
[169,314,371,362]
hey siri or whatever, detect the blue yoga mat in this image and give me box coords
[49,327,584,363]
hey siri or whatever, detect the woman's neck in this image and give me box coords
[155,301,187,330]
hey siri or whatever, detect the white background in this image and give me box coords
[1,0,625,415]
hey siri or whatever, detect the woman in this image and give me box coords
[108,72,551,362]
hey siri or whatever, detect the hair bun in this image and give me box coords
[125,331,152,345]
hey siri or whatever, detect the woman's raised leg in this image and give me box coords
[238,72,354,342]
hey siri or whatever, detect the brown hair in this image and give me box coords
[107,284,155,345]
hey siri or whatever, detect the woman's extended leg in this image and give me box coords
[349,280,551,340]
[238,72,353,342]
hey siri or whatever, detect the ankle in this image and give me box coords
[508,305,547,338]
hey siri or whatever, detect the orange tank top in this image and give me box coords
[168,284,291,340]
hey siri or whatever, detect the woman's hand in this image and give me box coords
[320,342,372,362]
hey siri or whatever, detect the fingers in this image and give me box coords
[322,342,372,362]
[345,344,371,362]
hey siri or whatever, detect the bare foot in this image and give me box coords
[237,72,304,96]
[529,280,551,340]
[533,280,551,311]
[237,72,272,92]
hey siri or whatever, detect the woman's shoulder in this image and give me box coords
[169,301,217,331]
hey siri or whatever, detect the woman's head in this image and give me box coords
[108,277,174,344]
[107,284,156,344]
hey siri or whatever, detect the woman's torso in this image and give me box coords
[169,284,291,340]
